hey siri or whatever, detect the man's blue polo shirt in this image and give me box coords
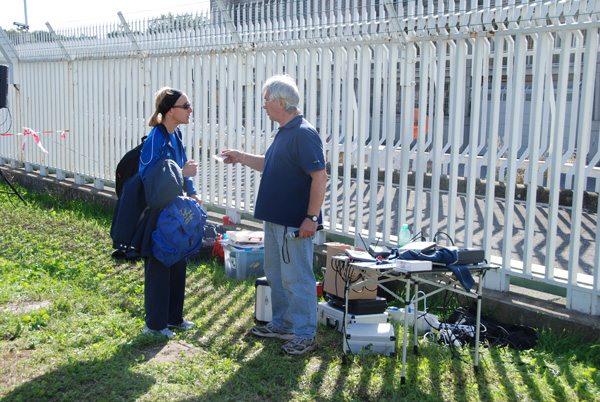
[254,115,326,228]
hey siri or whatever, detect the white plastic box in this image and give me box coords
[343,322,396,356]
[224,245,265,279]
[255,277,272,323]
[387,307,440,332]
[317,302,389,333]
[226,230,264,243]
[393,259,432,272]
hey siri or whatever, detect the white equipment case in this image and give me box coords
[343,322,396,356]
[317,302,389,333]
[254,277,272,323]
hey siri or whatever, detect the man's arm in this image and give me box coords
[298,169,327,238]
[240,152,265,172]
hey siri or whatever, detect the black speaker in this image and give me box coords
[0,65,8,109]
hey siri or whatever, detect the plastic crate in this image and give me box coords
[224,245,265,279]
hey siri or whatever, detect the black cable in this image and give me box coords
[331,256,377,296]
[282,226,290,264]
[433,231,455,246]
[0,107,12,134]
[410,229,426,243]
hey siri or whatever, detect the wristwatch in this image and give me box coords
[306,214,318,222]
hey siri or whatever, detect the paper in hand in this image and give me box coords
[213,153,228,162]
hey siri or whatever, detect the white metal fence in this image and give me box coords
[1,0,599,314]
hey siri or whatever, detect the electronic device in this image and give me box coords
[285,224,324,239]
[325,294,387,315]
[318,302,389,333]
[344,248,377,262]
[368,245,391,259]
[400,241,437,254]
[450,247,485,265]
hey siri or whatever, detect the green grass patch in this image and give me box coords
[0,182,598,401]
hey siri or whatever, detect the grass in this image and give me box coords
[0,183,599,401]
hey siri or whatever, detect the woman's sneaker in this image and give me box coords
[168,320,196,331]
[142,324,176,339]
[251,322,294,340]
[281,336,318,355]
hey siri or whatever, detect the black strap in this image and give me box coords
[174,127,184,160]
[158,124,185,166]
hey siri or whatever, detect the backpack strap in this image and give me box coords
[174,127,184,163]
[155,124,185,167]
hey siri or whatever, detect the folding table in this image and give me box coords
[339,257,496,384]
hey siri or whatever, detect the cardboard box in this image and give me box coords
[323,242,378,300]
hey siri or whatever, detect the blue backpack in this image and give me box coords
[151,196,207,267]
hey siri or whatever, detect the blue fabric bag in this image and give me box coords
[143,158,184,209]
[152,196,207,267]
[392,247,475,291]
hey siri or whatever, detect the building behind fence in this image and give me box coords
[0,0,599,315]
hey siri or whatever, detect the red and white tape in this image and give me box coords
[1,127,68,154]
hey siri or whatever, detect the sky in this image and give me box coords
[1,0,211,32]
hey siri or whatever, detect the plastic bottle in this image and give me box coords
[398,224,411,247]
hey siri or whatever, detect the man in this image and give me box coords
[222,74,327,355]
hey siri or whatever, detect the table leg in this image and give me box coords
[401,278,411,385]
[343,261,350,355]
[474,274,483,373]
[413,281,419,354]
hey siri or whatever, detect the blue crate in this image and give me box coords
[224,245,265,279]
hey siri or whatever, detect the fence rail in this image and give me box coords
[1,0,599,315]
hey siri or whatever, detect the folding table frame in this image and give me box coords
[339,256,495,384]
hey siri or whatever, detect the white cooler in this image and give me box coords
[317,302,389,333]
[254,277,272,323]
[343,322,396,356]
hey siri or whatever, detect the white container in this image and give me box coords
[224,245,265,279]
[254,277,272,323]
[393,259,432,272]
[343,322,396,356]
[226,230,264,243]
[387,307,439,332]
[317,302,389,333]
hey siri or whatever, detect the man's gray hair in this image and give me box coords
[262,74,301,114]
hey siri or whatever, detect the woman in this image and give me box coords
[139,87,201,338]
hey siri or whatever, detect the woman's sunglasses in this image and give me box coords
[172,102,192,110]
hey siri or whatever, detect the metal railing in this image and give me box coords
[1,0,599,314]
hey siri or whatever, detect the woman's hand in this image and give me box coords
[189,193,202,207]
[182,160,198,177]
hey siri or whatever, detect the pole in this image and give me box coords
[23,0,29,30]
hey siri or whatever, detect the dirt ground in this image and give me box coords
[1,300,52,315]
[139,340,205,364]
[1,300,204,368]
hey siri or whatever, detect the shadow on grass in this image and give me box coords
[179,311,442,401]
[179,262,462,400]
[1,337,157,402]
